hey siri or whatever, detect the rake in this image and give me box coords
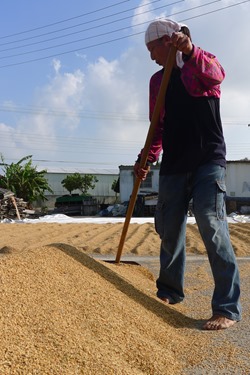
[115,45,177,264]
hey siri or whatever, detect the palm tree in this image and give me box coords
[0,154,53,205]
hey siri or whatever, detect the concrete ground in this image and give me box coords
[135,255,250,374]
[94,254,250,374]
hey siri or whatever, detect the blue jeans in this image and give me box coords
[155,162,242,321]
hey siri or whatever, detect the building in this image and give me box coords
[119,165,160,203]
[225,160,250,213]
[119,160,250,214]
[226,161,250,197]
[37,161,250,215]
[37,166,119,209]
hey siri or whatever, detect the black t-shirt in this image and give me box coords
[160,68,226,175]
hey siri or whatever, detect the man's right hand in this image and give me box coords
[133,162,150,181]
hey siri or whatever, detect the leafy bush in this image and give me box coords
[0,154,53,204]
[61,173,98,195]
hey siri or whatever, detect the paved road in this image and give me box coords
[94,254,250,374]
[135,255,250,374]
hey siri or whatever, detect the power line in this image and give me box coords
[0,138,141,151]
[0,129,142,147]
[0,0,132,40]
[0,129,249,155]
[0,0,226,57]
[0,143,139,156]
[0,1,183,59]
[178,0,250,23]
[0,0,162,48]
[0,105,148,122]
[0,104,249,126]
[1,142,249,167]
[1,157,119,166]
[0,0,249,68]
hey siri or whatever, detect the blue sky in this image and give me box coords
[0,0,250,170]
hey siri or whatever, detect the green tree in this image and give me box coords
[61,173,98,195]
[111,178,119,202]
[0,154,53,204]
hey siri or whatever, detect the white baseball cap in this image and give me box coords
[145,19,187,45]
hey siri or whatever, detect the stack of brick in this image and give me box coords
[0,188,31,220]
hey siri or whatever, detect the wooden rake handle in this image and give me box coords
[115,45,177,264]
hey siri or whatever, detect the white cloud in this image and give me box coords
[52,59,61,74]
[0,122,34,163]
[83,54,149,141]
[2,0,249,166]
[1,67,86,163]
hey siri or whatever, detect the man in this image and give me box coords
[134,19,241,330]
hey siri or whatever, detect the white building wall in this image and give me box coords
[92,174,118,197]
[119,166,160,202]
[35,167,119,208]
[119,162,250,202]
[226,162,250,197]
[119,169,134,202]
[44,172,118,197]
[38,163,250,209]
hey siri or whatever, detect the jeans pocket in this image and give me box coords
[155,201,165,239]
[216,180,227,220]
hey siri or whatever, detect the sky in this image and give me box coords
[0,0,250,171]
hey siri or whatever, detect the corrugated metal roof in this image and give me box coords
[37,166,119,175]
[226,160,250,164]
[119,161,250,170]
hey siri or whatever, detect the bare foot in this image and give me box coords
[158,297,170,304]
[203,315,237,330]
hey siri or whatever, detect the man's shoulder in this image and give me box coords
[150,68,164,84]
[151,68,164,79]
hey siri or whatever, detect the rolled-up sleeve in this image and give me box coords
[181,45,225,98]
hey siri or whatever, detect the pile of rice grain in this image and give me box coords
[0,242,249,374]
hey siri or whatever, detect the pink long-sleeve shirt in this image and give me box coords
[138,45,225,165]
